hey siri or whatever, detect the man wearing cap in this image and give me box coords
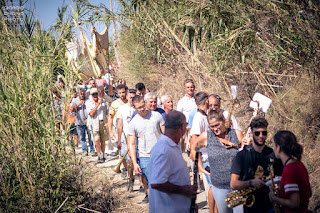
[86,87,109,163]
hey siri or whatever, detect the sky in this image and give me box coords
[13,0,121,38]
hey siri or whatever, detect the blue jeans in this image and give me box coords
[202,161,212,185]
[120,137,130,161]
[139,157,150,185]
[76,125,94,152]
[211,185,243,213]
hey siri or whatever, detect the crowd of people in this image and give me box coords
[52,76,312,213]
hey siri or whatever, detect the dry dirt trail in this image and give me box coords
[72,145,209,212]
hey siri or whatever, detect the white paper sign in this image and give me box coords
[231,85,237,100]
[249,92,272,113]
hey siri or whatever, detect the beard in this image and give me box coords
[253,136,265,147]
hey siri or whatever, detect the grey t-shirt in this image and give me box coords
[127,110,165,158]
[71,97,88,126]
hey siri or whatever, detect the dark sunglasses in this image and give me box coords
[92,93,98,96]
[254,131,268,136]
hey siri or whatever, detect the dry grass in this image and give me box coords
[103,0,320,211]
[118,35,320,211]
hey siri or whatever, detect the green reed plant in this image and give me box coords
[0,9,77,212]
[0,3,98,212]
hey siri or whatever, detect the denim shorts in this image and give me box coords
[202,161,212,185]
[139,157,150,184]
[120,137,130,161]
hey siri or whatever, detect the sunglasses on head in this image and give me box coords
[254,131,268,136]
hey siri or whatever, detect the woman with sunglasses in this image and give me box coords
[269,130,311,213]
[193,110,244,213]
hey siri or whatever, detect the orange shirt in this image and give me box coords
[66,105,76,124]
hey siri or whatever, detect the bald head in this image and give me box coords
[165,111,186,130]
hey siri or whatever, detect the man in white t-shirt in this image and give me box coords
[176,79,197,152]
[149,111,197,213]
[127,95,165,203]
[116,89,136,185]
[176,79,197,123]
[189,92,209,147]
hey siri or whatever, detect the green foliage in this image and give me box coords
[0,2,120,211]
[0,4,78,212]
[116,0,320,210]
[118,0,320,80]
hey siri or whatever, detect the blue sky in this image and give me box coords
[21,0,120,37]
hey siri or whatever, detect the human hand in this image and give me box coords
[189,149,196,161]
[183,185,198,198]
[98,99,102,105]
[117,141,121,150]
[133,163,142,175]
[242,136,252,146]
[110,131,116,140]
[251,177,265,189]
[78,99,84,106]
[203,170,210,176]
[268,186,276,202]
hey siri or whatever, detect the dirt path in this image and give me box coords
[72,145,209,212]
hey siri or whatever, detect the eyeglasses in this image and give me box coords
[209,123,221,129]
[254,131,268,136]
[92,93,98,96]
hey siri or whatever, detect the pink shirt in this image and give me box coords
[95,79,107,88]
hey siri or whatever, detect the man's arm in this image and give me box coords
[151,182,197,198]
[108,76,114,97]
[160,125,165,133]
[269,191,300,209]
[89,100,101,117]
[190,131,207,161]
[235,129,244,143]
[71,99,84,113]
[117,118,123,150]
[127,134,141,174]
[108,114,116,140]
[230,173,265,190]
[198,157,210,176]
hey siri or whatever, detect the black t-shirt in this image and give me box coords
[231,144,283,213]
